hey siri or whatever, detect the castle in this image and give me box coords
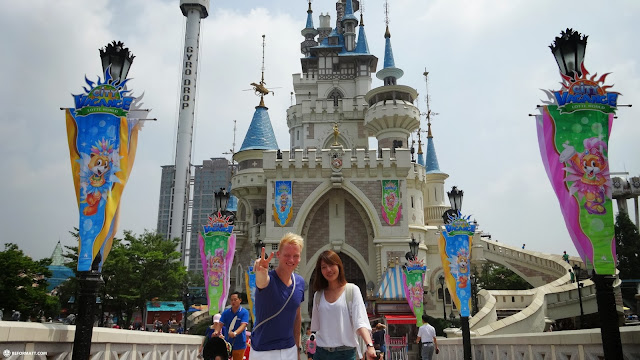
[230,0,457,323]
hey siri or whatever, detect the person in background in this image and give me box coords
[216,291,249,360]
[569,268,575,283]
[305,333,317,360]
[372,323,386,357]
[243,331,251,360]
[562,251,570,263]
[310,250,376,360]
[416,314,438,360]
[200,314,229,360]
[522,244,526,249]
[301,328,311,355]
[251,233,306,360]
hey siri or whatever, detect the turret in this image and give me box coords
[376,26,404,86]
[300,0,318,57]
[342,0,358,51]
[318,13,332,44]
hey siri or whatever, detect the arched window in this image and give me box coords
[437,287,452,305]
[328,88,343,107]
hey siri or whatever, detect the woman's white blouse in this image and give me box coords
[310,286,371,348]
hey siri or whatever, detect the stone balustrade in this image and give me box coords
[437,326,640,360]
[0,322,202,360]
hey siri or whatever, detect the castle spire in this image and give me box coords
[354,11,370,53]
[376,0,403,85]
[417,131,424,166]
[301,0,319,56]
[423,70,441,173]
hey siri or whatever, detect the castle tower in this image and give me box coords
[342,0,358,51]
[364,14,419,155]
[423,120,449,225]
[300,0,319,57]
[169,0,209,256]
[289,0,377,152]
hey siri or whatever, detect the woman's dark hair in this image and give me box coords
[313,250,347,292]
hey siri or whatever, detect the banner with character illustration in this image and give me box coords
[199,212,236,315]
[66,68,145,271]
[245,266,257,323]
[381,180,402,225]
[438,211,475,317]
[273,181,293,227]
[402,259,427,327]
[536,63,619,275]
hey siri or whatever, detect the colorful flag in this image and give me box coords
[273,181,293,227]
[245,266,257,323]
[438,211,475,317]
[381,180,402,225]
[402,259,427,326]
[536,64,619,275]
[66,68,142,271]
[199,212,236,315]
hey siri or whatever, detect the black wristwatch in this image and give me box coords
[366,343,374,348]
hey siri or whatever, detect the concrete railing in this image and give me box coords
[263,148,411,172]
[437,326,640,360]
[0,322,202,360]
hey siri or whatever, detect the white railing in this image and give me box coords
[0,322,202,360]
[437,327,640,360]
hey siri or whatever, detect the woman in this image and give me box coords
[310,250,377,360]
[372,323,386,358]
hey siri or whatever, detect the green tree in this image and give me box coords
[475,263,532,291]
[615,211,640,280]
[0,243,58,320]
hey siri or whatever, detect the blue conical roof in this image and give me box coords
[305,9,314,29]
[343,0,357,22]
[417,152,425,167]
[384,35,395,68]
[239,105,279,152]
[354,21,370,54]
[425,135,442,173]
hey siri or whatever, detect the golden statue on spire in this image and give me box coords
[250,34,274,107]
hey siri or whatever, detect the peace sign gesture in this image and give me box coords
[255,247,274,273]
[254,247,274,289]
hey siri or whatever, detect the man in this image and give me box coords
[416,314,439,360]
[251,233,306,360]
[215,292,250,360]
[200,314,228,360]
[562,251,570,263]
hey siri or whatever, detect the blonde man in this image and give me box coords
[251,233,306,360]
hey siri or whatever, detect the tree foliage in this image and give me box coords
[57,230,188,327]
[0,243,59,320]
[615,211,640,280]
[475,263,533,291]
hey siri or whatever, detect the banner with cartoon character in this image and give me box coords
[66,68,143,271]
[273,181,293,227]
[381,180,402,225]
[245,266,257,323]
[536,63,619,275]
[438,211,475,317]
[402,258,427,326]
[199,212,236,315]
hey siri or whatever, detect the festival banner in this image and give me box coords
[381,180,402,225]
[245,266,257,323]
[438,211,475,317]
[536,63,618,275]
[402,258,427,326]
[273,180,293,227]
[66,68,143,271]
[199,212,236,315]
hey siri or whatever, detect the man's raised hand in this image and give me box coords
[254,247,274,274]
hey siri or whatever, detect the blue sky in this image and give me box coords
[0,0,638,261]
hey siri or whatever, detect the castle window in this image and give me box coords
[328,88,343,107]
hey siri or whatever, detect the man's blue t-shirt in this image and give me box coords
[252,270,305,351]
[220,306,250,350]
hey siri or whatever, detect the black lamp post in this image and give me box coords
[409,234,419,259]
[99,41,135,83]
[548,29,621,360]
[573,264,585,329]
[471,274,478,316]
[182,286,191,332]
[215,187,234,224]
[447,186,464,212]
[549,28,587,79]
[438,275,446,320]
[72,41,134,360]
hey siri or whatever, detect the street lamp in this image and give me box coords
[438,275,446,320]
[549,28,587,79]
[471,274,478,315]
[215,188,230,213]
[447,186,464,212]
[573,264,585,329]
[72,41,134,360]
[409,234,419,258]
[99,41,135,83]
[182,286,191,332]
